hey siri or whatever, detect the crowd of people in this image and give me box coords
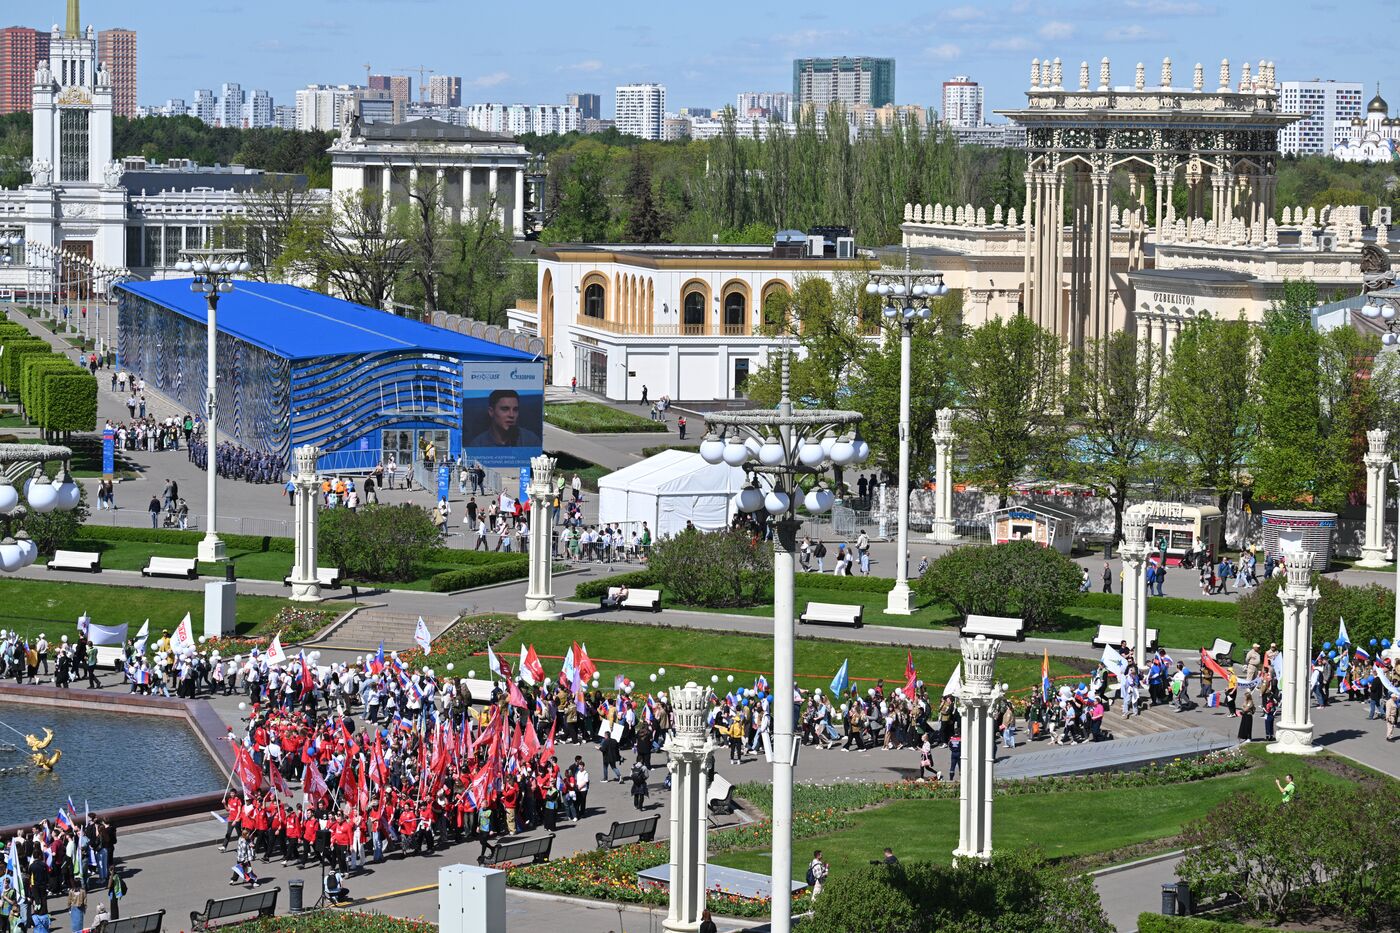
[102,414,194,454]
[1,810,126,933]
[189,441,285,484]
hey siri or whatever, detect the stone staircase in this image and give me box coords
[1105,702,1195,739]
[314,611,459,651]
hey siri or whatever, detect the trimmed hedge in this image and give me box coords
[3,340,51,391]
[39,369,97,433]
[424,547,529,568]
[796,574,897,595]
[428,557,529,592]
[572,569,658,599]
[1136,916,1325,933]
[1072,591,1239,619]
[74,525,296,553]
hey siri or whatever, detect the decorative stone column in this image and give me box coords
[663,682,718,933]
[287,445,321,602]
[518,453,562,621]
[1269,551,1321,755]
[927,407,959,543]
[1358,429,1391,568]
[1120,510,1150,667]
[954,635,1003,861]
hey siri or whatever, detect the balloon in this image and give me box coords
[657,667,667,676]
[467,670,476,678]
[1371,639,1380,647]
[726,675,734,683]
[1323,642,1332,650]
[711,675,719,683]
[1385,639,1393,648]
[446,662,455,671]
[238,702,246,710]
[649,674,657,682]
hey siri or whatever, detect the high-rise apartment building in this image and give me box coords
[97,28,137,118]
[464,103,581,136]
[191,88,216,124]
[737,91,792,121]
[1277,79,1364,155]
[369,74,412,104]
[245,89,274,128]
[567,92,600,121]
[217,82,244,127]
[615,83,665,140]
[793,57,895,109]
[426,75,462,107]
[295,84,360,132]
[0,27,50,115]
[941,75,982,127]
[273,104,297,131]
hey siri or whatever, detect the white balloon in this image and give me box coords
[711,675,719,683]
[657,667,667,675]
[446,662,455,671]
[726,674,734,683]
[238,702,246,710]
[649,674,657,682]
[467,669,476,678]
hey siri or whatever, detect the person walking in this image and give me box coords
[807,850,829,898]
[67,882,86,933]
[1102,561,1112,593]
[106,869,125,921]
[629,763,649,810]
[856,530,871,575]
[147,495,161,528]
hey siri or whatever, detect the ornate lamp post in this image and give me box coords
[927,407,958,542]
[662,681,719,933]
[1268,551,1321,755]
[519,453,562,621]
[174,248,250,562]
[953,634,1005,861]
[287,445,322,602]
[1119,510,1151,667]
[865,251,948,614]
[1359,429,1392,569]
[0,443,81,572]
[699,352,865,933]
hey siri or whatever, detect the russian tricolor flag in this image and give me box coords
[1356,646,1372,662]
[55,808,74,830]
[1206,692,1221,708]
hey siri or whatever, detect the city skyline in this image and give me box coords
[42,0,1400,121]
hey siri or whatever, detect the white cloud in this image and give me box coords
[1105,24,1157,41]
[562,59,603,73]
[1124,0,1213,13]
[988,36,1033,52]
[928,43,962,61]
[946,4,984,20]
[472,71,509,88]
[1039,21,1074,39]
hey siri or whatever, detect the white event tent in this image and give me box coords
[597,449,746,538]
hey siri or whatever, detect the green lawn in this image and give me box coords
[0,577,318,642]
[1045,603,1241,648]
[706,583,959,630]
[544,401,668,434]
[715,747,1356,879]
[470,617,1082,692]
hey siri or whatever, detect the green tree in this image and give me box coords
[1316,324,1381,508]
[1158,314,1258,510]
[312,189,410,311]
[1068,330,1160,542]
[540,141,616,242]
[392,168,452,314]
[221,177,325,283]
[953,316,1065,508]
[648,527,771,607]
[622,151,662,243]
[913,539,1081,631]
[1251,281,1325,506]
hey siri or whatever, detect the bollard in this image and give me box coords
[288,878,304,913]
[1160,883,1178,916]
[225,563,236,583]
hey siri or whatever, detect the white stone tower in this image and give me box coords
[927,407,959,543]
[519,453,562,621]
[663,682,718,932]
[1269,552,1321,755]
[287,445,322,602]
[1119,509,1150,666]
[954,635,1003,861]
[1358,428,1392,568]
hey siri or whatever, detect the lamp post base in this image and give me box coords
[926,520,960,544]
[1355,548,1391,569]
[517,609,564,622]
[288,580,322,603]
[197,535,226,563]
[1266,726,1321,756]
[951,848,992,862]
[886,582,915,615]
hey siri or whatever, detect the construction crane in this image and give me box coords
[363,63,372,85]
[393,66,436,101]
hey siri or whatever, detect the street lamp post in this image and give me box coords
[700,351,866,933]
[175,248,250,562]
[864,250,948,614]
[1357,286,1400,660]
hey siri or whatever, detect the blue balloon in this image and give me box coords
[1329,652,1339,660]
[1323,642,1332,650]
[1386,639,1393,648]
[1372,639,1380,647]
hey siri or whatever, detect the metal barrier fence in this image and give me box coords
[87,507,295,538]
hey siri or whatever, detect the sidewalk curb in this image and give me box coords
[1091,848,1184,877]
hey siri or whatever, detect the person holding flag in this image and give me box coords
[414,617,433,655]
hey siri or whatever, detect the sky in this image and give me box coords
[57,0,1400,118]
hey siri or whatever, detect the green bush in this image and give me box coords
[1072,591,1238,619]
[809,850,1114,933]
[23,483,89,554]
[4,340,51,393]
[572,569,658,599]
[1237,574,1393,654]
[40,370,98,434]
[542,401,668,433]
[796,574,898,595]
[220,912,438,933]
[428,558,529,592]
[74,526,295,553]
[424,547,529,567]
[1136,917,1327,933]
[318,503,439,582]
[649,527,771,607]
[914,539,1081,631]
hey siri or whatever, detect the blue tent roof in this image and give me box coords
[117,279,536,363]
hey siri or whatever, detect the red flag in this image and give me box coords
[507,678,529,710]
[1200,648,1232,682]
[357,760,370,811]
[298,654,316,699]
[523,645,546,685]
[233,745,262,794]
[520,719,540,760]
[303,760,330,800]
[576,642,598,682]
[267,761,290,798]
[539,719,556,763]
[905,650,916,683]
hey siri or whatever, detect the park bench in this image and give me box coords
[190,887,278,931]
[707,775,735,818]
[595,814,660,850]
[798,601,863,628]
[282,567,343,590]
[142,556,198,580]
[961,614,1024,641]
[478,832,554,867]
[1092,624,1158,651]
[95,910,164,933]
[600,587,662,612]
[47,549,101,572]
[1208,638,1235,664]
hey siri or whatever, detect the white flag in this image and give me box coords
[942,663,962,698]
[265,632,287,666]
[170,612,196,654]
[414,616,432,654]
[1100,644,1127,678]
[133,619,150,654]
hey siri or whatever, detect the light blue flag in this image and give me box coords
[1270,651,1283,681]
[830,659,850,698]
[1338,618,1350,646]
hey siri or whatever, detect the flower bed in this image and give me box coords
[505,810,842,915]
[736,747,1250,814]
[220,911,436,933]
[204,606,340,652]
[397,616,515,669]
